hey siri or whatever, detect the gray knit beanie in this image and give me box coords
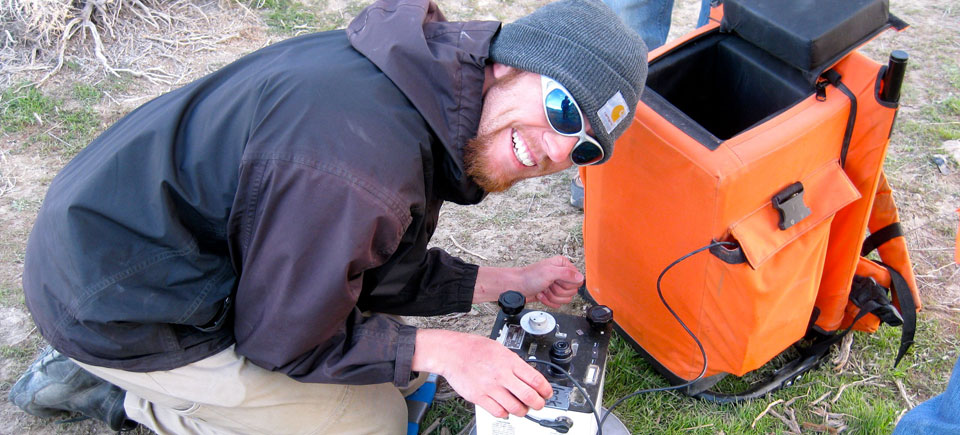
[489,0,648,164]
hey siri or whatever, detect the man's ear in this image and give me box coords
[491,62,519,79]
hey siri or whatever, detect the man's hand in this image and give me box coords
[518,255,583,308]
[475,255,584,308]
[412,329,552,418]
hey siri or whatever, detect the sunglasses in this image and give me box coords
[541,75,605,166]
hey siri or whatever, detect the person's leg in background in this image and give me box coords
[602,0,675,49]
[892,356,960,435]
[697,0,718,28]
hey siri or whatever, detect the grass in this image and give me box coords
[1,83,103,157]
[0,343,34,360]
[255,0,318,33]
[422,396,475,434]
[254,0,369,33]
[1,85,57,133]
[72,83,102,104]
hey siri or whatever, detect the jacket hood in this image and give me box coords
[347,0,500,205]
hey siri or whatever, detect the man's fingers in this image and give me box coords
[553,265,584,286]
[537,289,565,307]
[536,292,562,308]
[547,255,572,266]
[537,283,576,307]
[501,371,548,412]
[550,282,579,297]
[475,396,509,419]
[514,363,553,399]
[490,387,531,417]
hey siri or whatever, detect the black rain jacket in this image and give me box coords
[22,0,500,387]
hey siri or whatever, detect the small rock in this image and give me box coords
[944,140,960,163]
[932,155,950,174]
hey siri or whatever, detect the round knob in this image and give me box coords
[498,291,526,317]
[550,341,573,361]
[529,312,549,329]
[587,305,613,329]
[549,340,574,376]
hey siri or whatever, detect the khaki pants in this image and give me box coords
[76,345,421,435]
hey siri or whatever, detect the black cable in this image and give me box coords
[599,241,737,430]
[527,358,603,435]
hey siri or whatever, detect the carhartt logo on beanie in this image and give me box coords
[489,0,648,164]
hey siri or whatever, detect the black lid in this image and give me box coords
[587,305,614,329]
[498,291,526,316]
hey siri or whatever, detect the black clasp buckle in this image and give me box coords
[772,182,811,230]
[816,79,829,101]
[851,276,904,326]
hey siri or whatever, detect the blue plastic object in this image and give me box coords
[406,373,439,435]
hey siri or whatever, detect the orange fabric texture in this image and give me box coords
[583,27,906,380]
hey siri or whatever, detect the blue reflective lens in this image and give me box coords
[544,88,583,134]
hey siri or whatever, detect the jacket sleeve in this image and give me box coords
[357,245,479,317]
[228,156,420,386]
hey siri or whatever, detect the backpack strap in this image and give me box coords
[849,268,916,367]
[822,70,857,168]
[883,263,917,367]
[860,222,903,257]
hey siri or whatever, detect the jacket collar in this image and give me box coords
[347,0,500,204]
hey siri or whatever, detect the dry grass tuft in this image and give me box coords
[0,0,260,88]
[2,0,175,83]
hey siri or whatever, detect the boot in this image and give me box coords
[569,175,585,210]
[9,346,137,431]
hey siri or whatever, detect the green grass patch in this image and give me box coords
[940,56,960,91]
[1,83,104,157]
[0,343,33,360]
[945,96,960,116]
[256,0,318,33]
[102,74,134,94]
[421,396,475,434]
[72,83,102,104]
[894,95,960,149]
[1,84,58,133]
[480,209,525,227]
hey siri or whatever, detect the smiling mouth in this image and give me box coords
[512,129,535,167]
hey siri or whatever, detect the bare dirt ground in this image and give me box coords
[0,0,957,434]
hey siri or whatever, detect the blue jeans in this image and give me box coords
[603,0,714,50]
[892,357,960,434]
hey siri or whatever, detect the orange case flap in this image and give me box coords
[731,162,861,269]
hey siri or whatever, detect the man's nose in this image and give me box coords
[543,132,578,164]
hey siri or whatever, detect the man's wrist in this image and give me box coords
[474,266,522,303]
[412,329,454,375]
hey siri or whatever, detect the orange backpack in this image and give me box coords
[581,0,919,399]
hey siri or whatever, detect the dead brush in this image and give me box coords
[0,0,211,85]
